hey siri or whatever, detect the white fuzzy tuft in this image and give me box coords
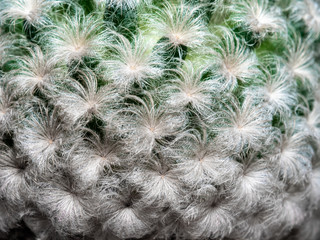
[229,0,286,40]
[101,32,163,90]
[290,0,320,37]
[114,93,187,155]
[11,46,61,94]
[270,131,313,185]
[69,131,121,187]
[165,61,220,115]
[35,182,93,235]
[208,27,261,91]
[147,1,208,48]
[284,34,319,87]
[16,106,68,171]
[0,144,30,206]
[295,100,320,141]
[245,68,297,116]
[231,159,278,210]
[173,130,240,189]
[215,96,274,154]
[98,185,157,239]
[0,0,60,26]
[231,206,279,240]
[53,71,118,124]
[129,161,182,206]
[45,11,108,64]
[183,199,235,239]
[105,207,153,239]
[275,192,307,234]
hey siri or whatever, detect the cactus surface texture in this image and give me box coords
[1,0,320,239]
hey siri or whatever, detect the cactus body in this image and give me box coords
[1,0,320,239]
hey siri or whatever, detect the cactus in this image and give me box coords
[1,0,320,239]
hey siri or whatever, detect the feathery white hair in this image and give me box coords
[16,105,67,171]
[45,11,108,64]
[0,81,17,133]
[231,157,278,210]
[53,71,118,124]
[183,197,236,239]
[35,180,93,235]
[228,0,286,40]
[270,131,313,185]
[174,129,240,189]
[245,68,297,116]
[290,0,320,37]
[275,192,307,234]
[165,61,220,115]
[208,27,261,91]
[69,130,121,187]
[0,33,12,66]
[11,46,62,94]
[147,1,208,48]
[98,183,157,239]
[105,0,151,10]
[129,160,182,207]
[0,143,31,206]
[101,32,163,90]
[296,100,320,140]
[231,205,280,240]
[283,34,319,88]
[215,95,274,154]
[114,92,187,155]
[0,0,60,27]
